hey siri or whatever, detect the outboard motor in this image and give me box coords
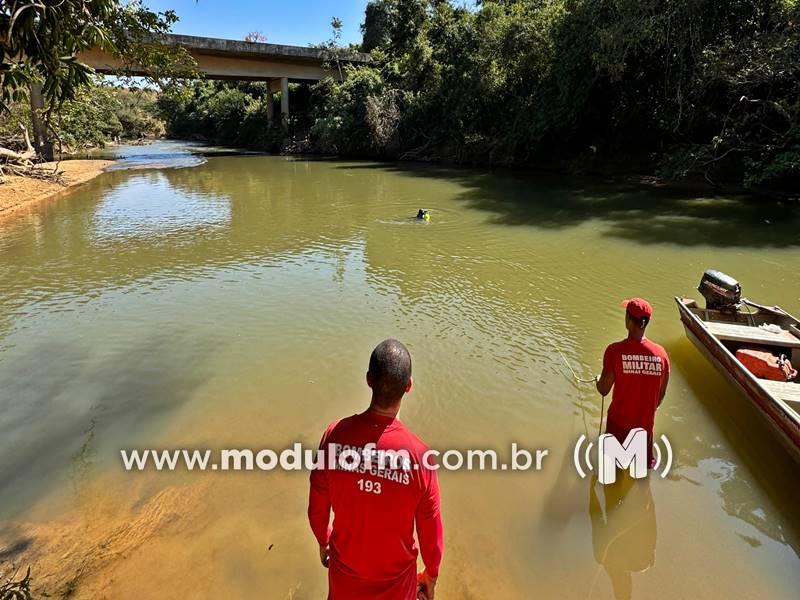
[698,270,741,311]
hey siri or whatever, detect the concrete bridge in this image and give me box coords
[77,34,371,121]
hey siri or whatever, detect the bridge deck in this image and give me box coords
[165,34,370,64]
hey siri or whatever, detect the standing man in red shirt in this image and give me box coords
[308,339,443,600]
[596,298,670,467]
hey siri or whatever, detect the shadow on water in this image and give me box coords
[588,475,656,600]
[328,162,800,248]
[0,331,212,517]
[672,337,800,553]
[0,535,32,561]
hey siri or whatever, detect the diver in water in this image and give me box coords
[416,209,430,221]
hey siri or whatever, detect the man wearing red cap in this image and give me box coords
[596,298,670,467]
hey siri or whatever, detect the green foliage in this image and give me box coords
[201,86,253,145]
[113,88,164,139]
[0,81,164,150]
[56,83,163,148]
[156,80,289,150]
[310,66,388,154]
[0,94,29,137]
[154,82,196,137]
[304,0,800,193]
[745,146,800,189]
[238,97,275,148]
[57,84,124,148]
[146,0,800,193]
[361,0,396,52]
[0,0,195,112]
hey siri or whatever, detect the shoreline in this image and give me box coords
[0,159,115,221]
[168,136,768,200]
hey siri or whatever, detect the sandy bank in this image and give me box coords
[0,160,113,219]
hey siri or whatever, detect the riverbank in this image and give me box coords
[165,134,773,200]
[0,160,114,219]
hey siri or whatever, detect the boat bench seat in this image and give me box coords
[759,380,800,404]
[705,321,800,349]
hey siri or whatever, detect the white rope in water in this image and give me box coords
[553,345,599,384]
[548,340,606,436]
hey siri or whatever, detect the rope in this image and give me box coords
[552,344,599,384]
[547,338,607,436]
[740,297,756,326]
[598,394,606,438]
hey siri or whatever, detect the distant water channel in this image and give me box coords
[1,140,798,598]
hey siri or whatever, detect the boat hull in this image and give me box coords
[677,299,800,462]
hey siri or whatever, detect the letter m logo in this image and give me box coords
[598,428,648,485]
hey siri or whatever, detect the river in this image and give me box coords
[0,141,798,598]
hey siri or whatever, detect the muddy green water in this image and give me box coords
[1,142,799,599]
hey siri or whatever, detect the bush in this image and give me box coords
[113,88,164,139]
[150,0,800,193]
[157,80,291,148]
[307,0,800,192]
[55,84,124,149]
[201,86,253,144]
[310,66,387,155]
[1,81,166,152]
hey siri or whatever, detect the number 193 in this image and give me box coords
[357,478,382,494]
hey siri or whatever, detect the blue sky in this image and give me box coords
[144,0,371,47]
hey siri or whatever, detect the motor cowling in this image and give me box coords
[698,270,741,310]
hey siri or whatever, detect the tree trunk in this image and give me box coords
[29,82,54,161]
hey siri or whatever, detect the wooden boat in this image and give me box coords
[675,295,800,460]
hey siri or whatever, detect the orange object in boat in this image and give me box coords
[736,348,798,382]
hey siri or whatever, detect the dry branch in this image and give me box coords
[0,123,63,183]
[0,565,32,600]
[0,124,36,163]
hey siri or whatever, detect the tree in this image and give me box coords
[361,0,396,52]
[310,0,800,192]
[0,0,195,160]
[244,31,268,43]
[318,17,345,81]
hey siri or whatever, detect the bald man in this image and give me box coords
[308,339,443,600]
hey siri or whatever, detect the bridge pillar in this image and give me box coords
[280,77,289,121]
[266,86,275,123]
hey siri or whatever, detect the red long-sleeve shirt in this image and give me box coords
[308,411,443,600]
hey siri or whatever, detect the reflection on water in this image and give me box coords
[88,139,261,171]
[0,141,799,598]
[589,475,657,600]
[91,172,231,242]
[100,139,208,170]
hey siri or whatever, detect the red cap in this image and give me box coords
[622,297,653,320]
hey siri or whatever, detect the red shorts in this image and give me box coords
[605,420,656,468]
[328,562,417,600]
